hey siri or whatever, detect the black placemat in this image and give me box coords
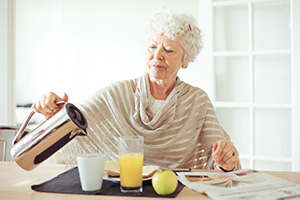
[31,167,184,198]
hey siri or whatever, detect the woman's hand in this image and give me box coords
[32,92,69,119]
[212,139,239,172]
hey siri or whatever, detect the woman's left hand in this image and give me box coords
[212,139,239,171]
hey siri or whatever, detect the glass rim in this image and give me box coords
[77,153,106,159]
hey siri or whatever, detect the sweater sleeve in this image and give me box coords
[199,101,242,170]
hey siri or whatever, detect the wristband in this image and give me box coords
[214,163,236,172]
[219,166,234,172]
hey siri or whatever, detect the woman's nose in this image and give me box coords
[153,47,164,60]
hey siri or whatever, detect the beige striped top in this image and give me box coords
[62,73,241,169]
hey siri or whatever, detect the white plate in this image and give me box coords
[103,173,152,182]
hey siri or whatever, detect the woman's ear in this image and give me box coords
[182,60,189,69]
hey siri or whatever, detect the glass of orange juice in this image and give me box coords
[118,135,144,193]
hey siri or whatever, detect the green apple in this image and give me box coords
[151,170,178,195]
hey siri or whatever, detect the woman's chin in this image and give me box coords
[148,71,163,79]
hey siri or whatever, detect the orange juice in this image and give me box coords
[119,153,144,187]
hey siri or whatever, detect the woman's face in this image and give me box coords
[146,35,186,82]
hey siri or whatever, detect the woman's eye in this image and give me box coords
[165,49,174,53]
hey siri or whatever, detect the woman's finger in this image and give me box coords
[31,92,67,118]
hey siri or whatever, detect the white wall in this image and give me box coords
[0,0,15,125]
[15,0,213,106]
[0,0,8,123]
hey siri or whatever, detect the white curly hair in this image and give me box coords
[146,8,203,68]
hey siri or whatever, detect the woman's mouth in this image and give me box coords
[151,64,165,69]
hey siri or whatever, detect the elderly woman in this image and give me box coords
[33,9,241,172]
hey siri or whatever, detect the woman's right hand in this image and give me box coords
[32,92,69,119]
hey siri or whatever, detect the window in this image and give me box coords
[212,0,300,171]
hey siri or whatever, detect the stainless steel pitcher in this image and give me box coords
[10,102,88,171]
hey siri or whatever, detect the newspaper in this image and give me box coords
[177,169,300,200]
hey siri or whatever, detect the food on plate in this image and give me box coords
[143,165,160,178]
[104,160,159,178]
[104,160,120,177]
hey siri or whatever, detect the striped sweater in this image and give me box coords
[62,73,240,169]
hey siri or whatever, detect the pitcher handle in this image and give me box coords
[12,101,66,144]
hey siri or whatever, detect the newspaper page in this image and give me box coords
[177,169,300,200]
